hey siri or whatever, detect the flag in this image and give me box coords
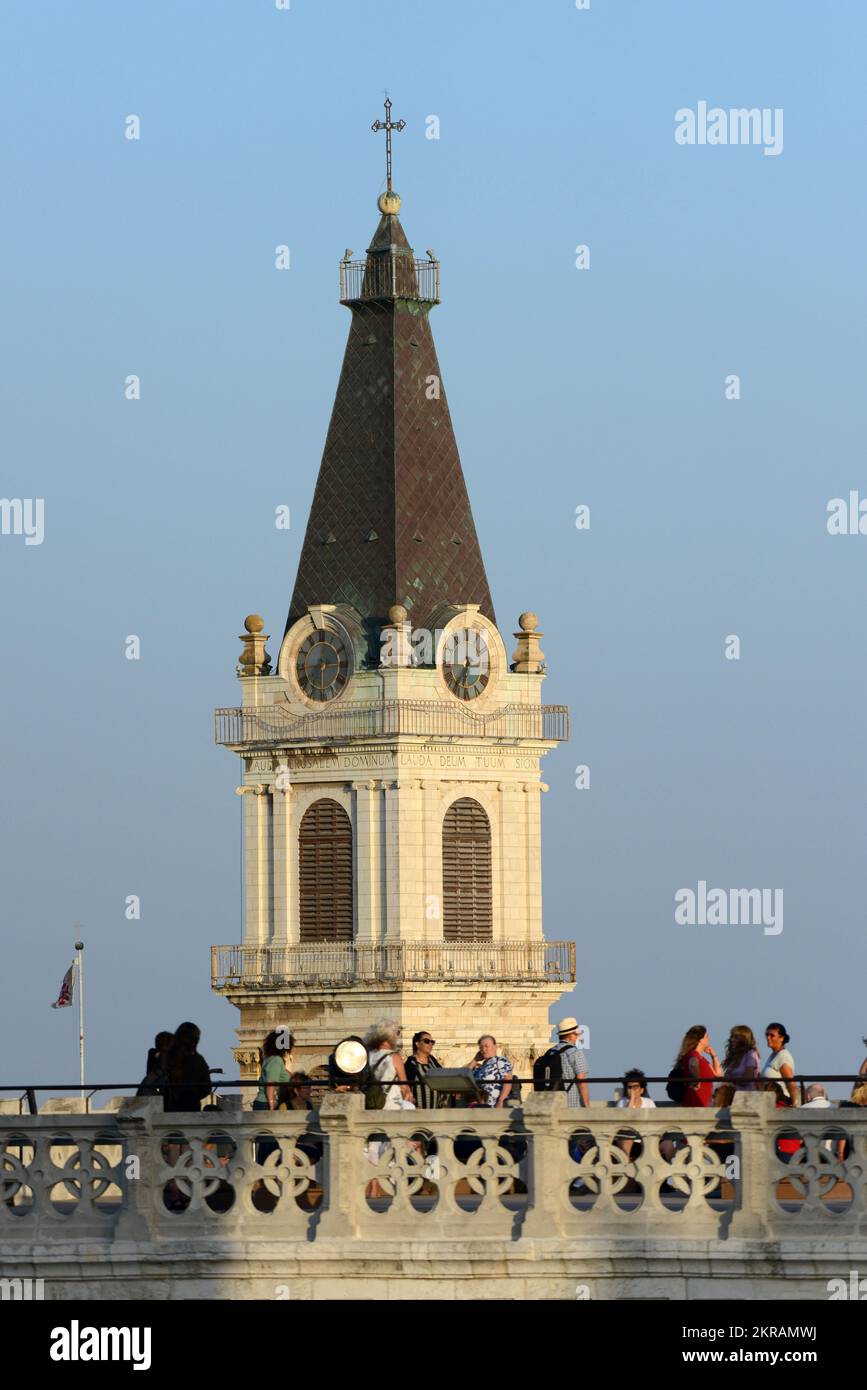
[51,964,75,1009]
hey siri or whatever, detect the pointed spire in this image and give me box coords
[287,125,494,652]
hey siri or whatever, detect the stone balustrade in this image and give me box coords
[1,1092,865,1299]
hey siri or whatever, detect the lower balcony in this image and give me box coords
[211,939,576,992]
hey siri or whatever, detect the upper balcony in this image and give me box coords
[339,252,440,305]
[211,939,576,993]
[214,698,569,751]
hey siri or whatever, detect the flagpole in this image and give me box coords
[74,933,85,1102]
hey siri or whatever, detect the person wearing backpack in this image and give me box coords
[533,1018,589,1108]
[136,1030,173,1098]
[363,1020,415,1110]
[362,1021,415,1200]
[668,1025,722,1107]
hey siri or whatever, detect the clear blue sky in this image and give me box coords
[2,0,865,1092]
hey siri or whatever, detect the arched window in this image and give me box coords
[442,797,493,941]
[299,798,353,943]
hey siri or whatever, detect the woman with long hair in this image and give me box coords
[252,1030,294,1113]
[723,1025,761,1091]
[252,1030,295,1188]
[674,1024,722,1107]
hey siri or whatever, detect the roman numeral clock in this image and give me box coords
[211,105,573,1080]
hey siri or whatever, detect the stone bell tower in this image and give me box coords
[211,104,573,1079]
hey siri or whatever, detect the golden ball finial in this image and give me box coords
[388,603,408,625]
[518,612,539,633]
[244,614,265,634]
[378,190,401,215]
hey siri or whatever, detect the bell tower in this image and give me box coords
[212,106,574,1078]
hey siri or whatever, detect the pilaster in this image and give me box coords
[271,782,292,943]
[353,780,381,943]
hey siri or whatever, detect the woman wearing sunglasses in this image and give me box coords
[405,1031,446,1109]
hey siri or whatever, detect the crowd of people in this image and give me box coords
[136,1019,867,1205]
[136,1017,867,1115]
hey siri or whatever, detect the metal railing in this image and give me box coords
[211,939,576,991]
[339,255,440,304]
[214,698,569,748]
[3,1072,862,1114]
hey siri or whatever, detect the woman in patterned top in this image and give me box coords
[469,1034,513,1108]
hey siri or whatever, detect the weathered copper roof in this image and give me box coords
[286,208,496,656]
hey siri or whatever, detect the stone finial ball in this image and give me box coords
[388,603,408,625]
[378,190,402,215]
[244,614,265,634]
[518,612,539,632]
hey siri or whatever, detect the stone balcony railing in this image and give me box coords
[214,699,570,750]
[0,1093,865,1300]
[210,940,576,992]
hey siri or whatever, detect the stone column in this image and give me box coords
[524,782,543,940]
[729,1091,773,1240]
[383,782,401,940]
[271,779,292,944]
[353,780,380,944]
[497,783,511,945]
[394,779,424,941]
[316,1092,365,1239]
[520,1092,570,1239]
[240,785,271,945]
[421,781,441,942]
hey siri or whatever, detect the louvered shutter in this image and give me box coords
[442,797,493,941]
[299,799,354,943]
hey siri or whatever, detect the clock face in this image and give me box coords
[442,628,491,701]
[295,628,352,702]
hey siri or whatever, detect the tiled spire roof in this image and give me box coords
[286,197,496,654]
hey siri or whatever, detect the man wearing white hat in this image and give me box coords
[546,1017,589,1108]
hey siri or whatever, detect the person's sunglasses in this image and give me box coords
[421,1037,435,1044]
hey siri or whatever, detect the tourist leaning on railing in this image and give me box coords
[614,1069,656,1162]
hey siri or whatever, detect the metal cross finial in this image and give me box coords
[371,97,405,193]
